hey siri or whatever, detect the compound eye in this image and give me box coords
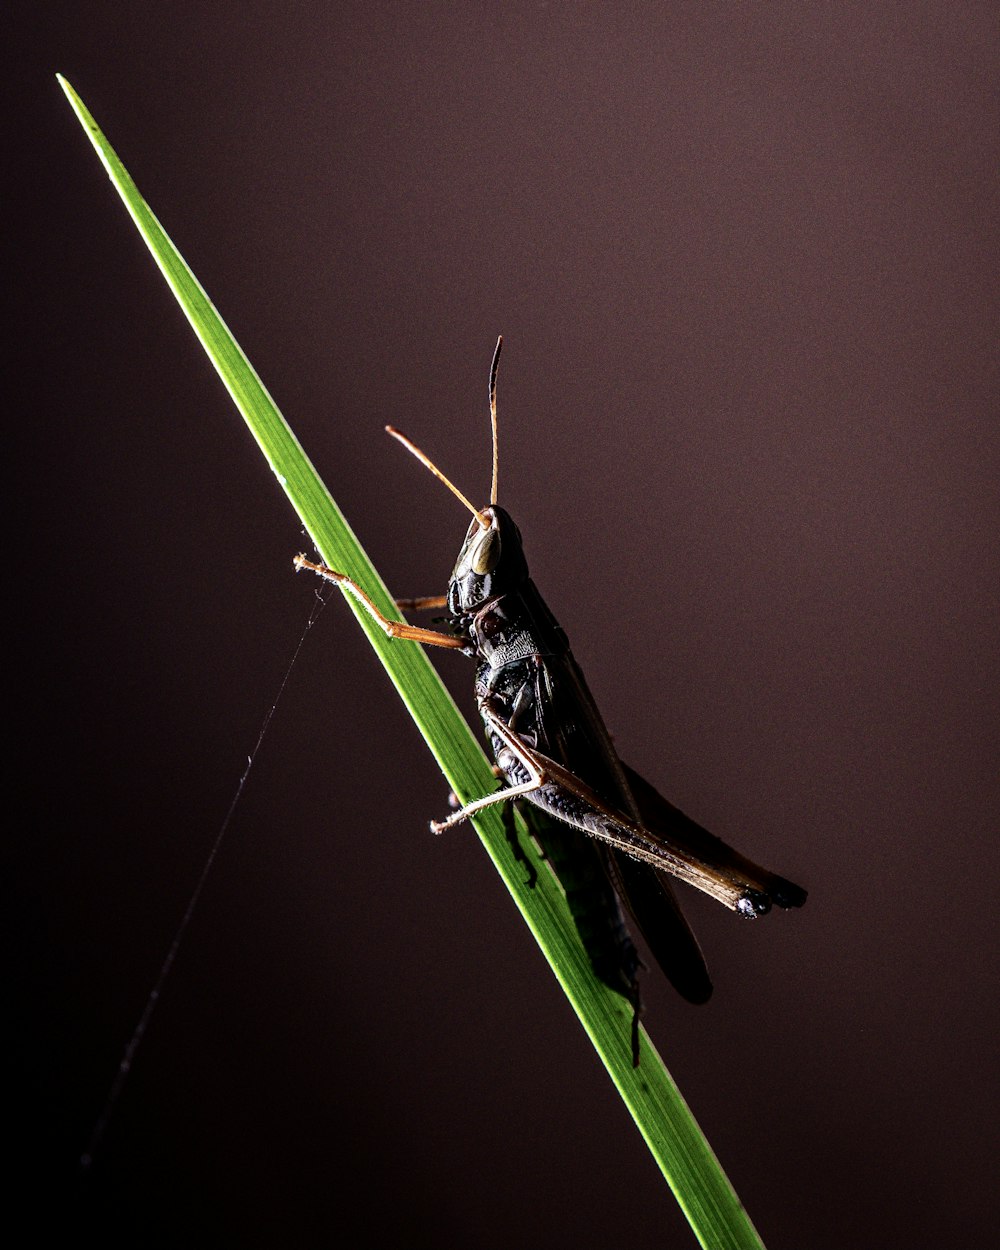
[471,526,501,574]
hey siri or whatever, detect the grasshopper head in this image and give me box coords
[388,337,518,617]
[448,505,528,615]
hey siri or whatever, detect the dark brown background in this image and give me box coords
[11,4,997,1247]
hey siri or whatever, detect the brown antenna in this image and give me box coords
[385,425,489,529]
[489,335,502,505]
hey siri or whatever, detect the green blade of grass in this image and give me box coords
[59,74,765,1250]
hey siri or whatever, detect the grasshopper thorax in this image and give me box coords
[448,505,529,616]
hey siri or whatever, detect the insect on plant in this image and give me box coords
[295,338,806,1062]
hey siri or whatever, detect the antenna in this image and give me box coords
[489,335,502,505]
[385,426,489,528]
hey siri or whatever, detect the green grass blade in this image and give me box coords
[58,74,766,1250]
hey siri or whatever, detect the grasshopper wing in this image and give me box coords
[607,848,713,1004]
